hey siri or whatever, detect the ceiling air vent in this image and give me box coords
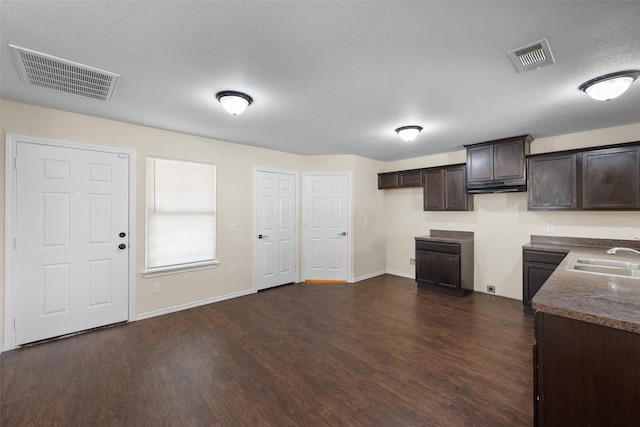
[507,39,555,73]
[9,44,119,101]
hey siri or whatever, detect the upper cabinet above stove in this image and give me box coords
[465,135,532,194]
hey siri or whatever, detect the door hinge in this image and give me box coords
[118,153,129,159]
[14,156,17,169]
[14,238,17,249]
[13,318,17,330]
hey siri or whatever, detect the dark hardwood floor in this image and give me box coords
[1,274,534,426]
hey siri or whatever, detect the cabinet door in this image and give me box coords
[582,146,640,209]
[536,313,640,426]
[528,153,577,210]
[399,170,423,187]
[467,145,493,183]
[444,166,469,210]
[423,169,444,210]
[378,172,399,189]
[437,253,461,289]
[416,250,437,286]
[523,261,557,305]
[494,139,526,180]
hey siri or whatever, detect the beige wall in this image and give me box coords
[1,99,639,350]
[0,100,387,349]
[383,123,640,300]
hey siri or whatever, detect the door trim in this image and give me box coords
[302,172,352,282]
[3,134,137,352]
[253,166,299,292]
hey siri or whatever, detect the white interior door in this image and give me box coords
[14,141,130,345]
[256,170,297,290]
[304,174,349,281]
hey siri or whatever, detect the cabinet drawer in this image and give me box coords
[416,240,460,254]
[523,249,567,265]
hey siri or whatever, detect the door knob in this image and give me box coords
[118,243,127,250]
[119,232,126,238]
[338,231,347,236]
[258,234,269,239]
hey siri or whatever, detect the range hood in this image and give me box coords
[466,179,527,194]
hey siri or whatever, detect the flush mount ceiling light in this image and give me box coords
[395,125,423,142]
[215,91,253,115]
[579,70,640,101]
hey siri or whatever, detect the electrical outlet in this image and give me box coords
[623,227,632,237]
[546,224,554,233]
[487,285,496,294]
[410,258,416,265]
[229,222,238,231]
[228,266,235,275]
[153,282,161,294]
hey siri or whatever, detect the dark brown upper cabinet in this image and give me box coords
[528,152,578,210]
[465,135,532,193]
[423,164,473,211]
[378,169,423,189]
[378,172,399,189]
[527,142,640,210]
[582,146,640,209]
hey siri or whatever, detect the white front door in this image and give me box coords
[304,174,349,281]
[256,169,297,290]
[14,141,130,345]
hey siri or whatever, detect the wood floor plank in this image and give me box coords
[1,274,534,426]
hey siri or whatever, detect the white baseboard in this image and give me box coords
[136,288,256,321]
[350,270,387,283]
[386,270,415,280]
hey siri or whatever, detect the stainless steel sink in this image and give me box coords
[573,264,640,278]
[567,257,640,279]
[575,258,640,270]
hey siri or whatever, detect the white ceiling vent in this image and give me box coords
[9,45,119,101]
[507,39,555,73]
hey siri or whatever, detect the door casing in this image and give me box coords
[3,134,137,351]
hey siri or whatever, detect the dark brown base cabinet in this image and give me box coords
[415,239,474,297]
[534,313,640,426]
[522,249,567,314]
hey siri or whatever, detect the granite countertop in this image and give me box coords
[531,238,640,334]
[416,229,474,243]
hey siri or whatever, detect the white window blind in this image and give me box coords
[146,157,216,272]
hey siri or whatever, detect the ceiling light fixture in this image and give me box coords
[579,70,640,101]
[215,90,253,115]
[395,125,423,142]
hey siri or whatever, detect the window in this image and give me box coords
[146,157,216,273]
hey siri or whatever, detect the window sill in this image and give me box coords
[142,260,220,278]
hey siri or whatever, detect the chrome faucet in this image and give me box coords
[607,247,640,256]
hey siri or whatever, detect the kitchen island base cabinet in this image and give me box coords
[534,313,640,426]
[415,239,474,297]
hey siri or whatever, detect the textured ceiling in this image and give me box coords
[1,1,639,162]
